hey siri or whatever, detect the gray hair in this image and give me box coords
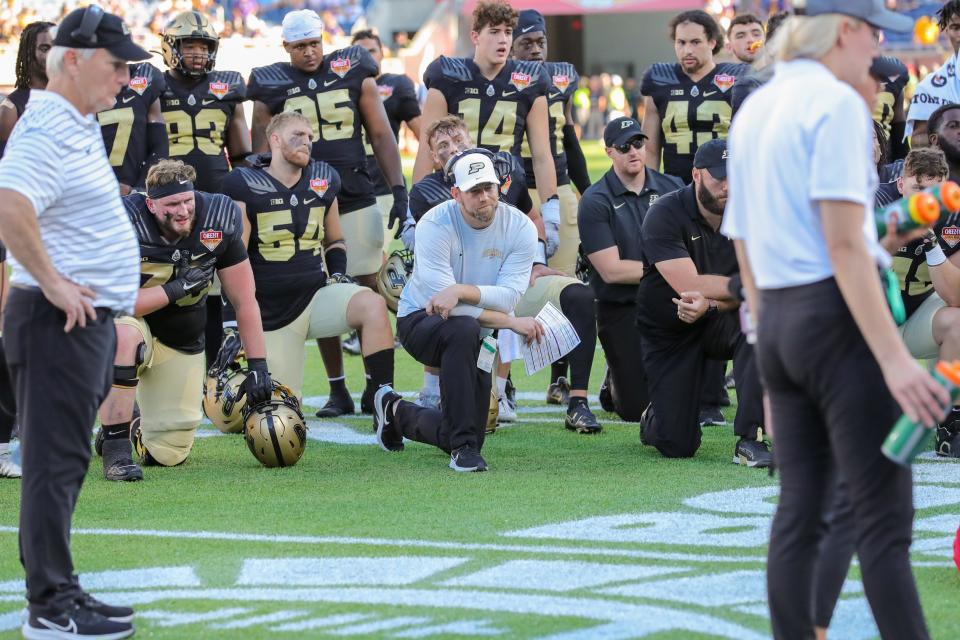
[773,14,850,63]
[46,37,96,76]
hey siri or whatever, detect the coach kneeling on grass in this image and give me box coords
[635,139,771,467]
[372,151,543,472]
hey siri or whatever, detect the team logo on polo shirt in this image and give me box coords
[648,194,660,204]
[942,226,960,247]
[200,230,223,251]
[510,71,532,91]
[310,178,329,197]
[552,74,570,92]
[209,81,229,99]
[713,73,736,93]
[933,75,948,88]
[330,58,351,78]
[378,85,394,100]
[128,76,148,95]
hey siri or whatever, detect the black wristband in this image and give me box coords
[325,245,348,279]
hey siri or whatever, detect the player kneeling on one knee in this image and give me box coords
[374,152,543,472]
[218,111,396,403]
[880,148,960,457]
[97,160,273,480]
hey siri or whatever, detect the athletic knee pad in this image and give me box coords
[112,364,140,389]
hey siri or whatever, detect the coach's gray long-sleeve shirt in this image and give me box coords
[397,199,538,319]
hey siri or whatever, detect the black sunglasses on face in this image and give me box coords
[615,138,645,154]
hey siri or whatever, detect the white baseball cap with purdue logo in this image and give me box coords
[451,153,500,192]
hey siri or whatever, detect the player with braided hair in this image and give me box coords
[0,21,54,154]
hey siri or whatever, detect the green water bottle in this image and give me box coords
[882,361,960,466]
[876,191,938,237]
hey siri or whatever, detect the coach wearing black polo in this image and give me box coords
[635,139,770,467]
[578,117,682,421]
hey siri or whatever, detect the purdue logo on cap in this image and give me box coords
[468,162,485,175]
[621,120,635,129]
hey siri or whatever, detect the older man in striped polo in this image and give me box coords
[0,7,150,639]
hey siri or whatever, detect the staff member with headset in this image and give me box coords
[725,2,944,638]
[578,117,683,421]
[0,7,149,639]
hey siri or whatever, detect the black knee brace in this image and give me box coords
[113,364,140,389]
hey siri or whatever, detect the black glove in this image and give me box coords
[389,185,408,240]
[237,358,272,406]
[209,328,243,376]
[162,258,216,303]
[327,272,356,285]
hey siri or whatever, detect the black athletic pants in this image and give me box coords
[596,300,648,421]
[0,337,15,440]
[638,310,762,458]
[813,474,856,629]
[758,278,927,640]
[395,310,490,453]
[557,284,596,391]
[3,288,116,617]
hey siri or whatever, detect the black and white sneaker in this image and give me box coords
[449,445,487,472]
[936,419,960,458]
[546,376,570,406]
[565,402,602,434]
[101,440,143,482]
[733,436,772,468]
[599,369,615,413]
[373,386,404,452]
[22,602,133,640]
[342,331,362,356]
[699,405,727,427]
[315,388,355,418]
[76,593,134,624]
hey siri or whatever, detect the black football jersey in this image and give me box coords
[98,63,166,187]
[641,62,747,183]
[125,191,247,354]
[873,55,910,140]
[248,46,378,214]
[409,151,530,222]
[3,88,30,118]
[364,73,421,196]
[424,56,549,158]
[160,70,246,194]
[521,61,579,188]
[221,159,341,331]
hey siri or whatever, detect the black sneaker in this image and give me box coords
[936,419,960,458]
[718,387,731,407]
[449,445,488,472]
[101,440,143,482]
[699,405,727,427]
[315,389,355,418]
[373,386,404,452]
[76,594,134,623]
[360,386,375,415]
[733,436,772,468]
[505,375,516,406]
[94,427,105,457]
[23,602,134,640]
[342,331,362,356]
[599,369,615,413]
[546,377,570,405]
[565,402,602,434]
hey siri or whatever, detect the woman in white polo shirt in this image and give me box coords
[724,2,944,639]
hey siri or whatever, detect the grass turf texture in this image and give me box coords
[0,142,955,638]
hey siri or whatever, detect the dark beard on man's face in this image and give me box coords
[697,181,726,216]
[940,137,960,168]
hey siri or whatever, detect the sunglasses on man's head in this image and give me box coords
[614,138,645,154]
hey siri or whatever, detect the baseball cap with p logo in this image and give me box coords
[450,152,500,192]
[53,5,150,61]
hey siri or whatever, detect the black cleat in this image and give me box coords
[76,593,134,624]
[733,436,772,468]
[23,602,134,640]
[315,389,355,418]
[565,402,602,434]
[101,439,143,482]
[699,405,727,427]
[546,376,570,405]
[449,445,488,472]
[360,386,375,415]
[373,386,404,452]
[342,331,362,355]
[599,369,615,413]
[94,427,105,457]
[936,411,960,457]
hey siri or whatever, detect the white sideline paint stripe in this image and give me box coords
[302,393,600,407]
[328,615,431,635]
[393,620,506,637]
[208,610,308,629]
[137,606,252,626]
[0,566,201,594]
[0,525,766,563]
[272,612,375,631]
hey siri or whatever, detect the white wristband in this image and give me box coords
[535,241,547,265]
[926,244,947,267]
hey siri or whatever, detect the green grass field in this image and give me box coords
[0,143,958,638]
